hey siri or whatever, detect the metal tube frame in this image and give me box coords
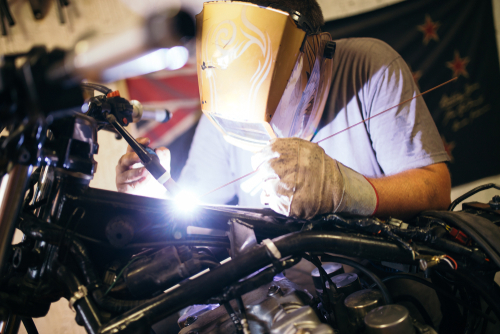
[99,230,416,334]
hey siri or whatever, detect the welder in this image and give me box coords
[116,0,451,221]
[115,1,451,329]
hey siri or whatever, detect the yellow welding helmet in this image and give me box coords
[196,1,335,151]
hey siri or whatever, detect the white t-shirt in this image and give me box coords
[178,38,449,207]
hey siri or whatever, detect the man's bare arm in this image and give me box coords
[368,162,451,220]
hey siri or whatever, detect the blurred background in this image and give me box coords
[0,0,499,333]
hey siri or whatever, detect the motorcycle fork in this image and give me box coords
[0,165,32,273]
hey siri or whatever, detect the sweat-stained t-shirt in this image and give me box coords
[178,38,450,207]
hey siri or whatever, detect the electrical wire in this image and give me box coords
[441,257,455,270]
[303,253,338,293]
[444,255,458,270]
[322,254,392,304]
[448,183,500,211]
[104,256,145,296]
[81,83,112,95]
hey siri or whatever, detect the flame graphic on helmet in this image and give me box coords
[203,7,273,117]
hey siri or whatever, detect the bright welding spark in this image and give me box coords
[174,190,200,213]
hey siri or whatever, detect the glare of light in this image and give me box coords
[102,46,189,82]
[174,190,200,213]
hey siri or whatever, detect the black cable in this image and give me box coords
[20,317,38,334]
[80,83,112,95]
[303,253,333,313]
[60,208,86,263]
[303,253,337,293]
[0,7,7,38]
[369,273,497,323]
[448,183,500,211]
[322,254,393,304]
[0,0,14,25]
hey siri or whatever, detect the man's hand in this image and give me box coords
[115,137,171,197]
[252,138,378,219]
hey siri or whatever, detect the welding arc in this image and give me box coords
[200,77,458,199]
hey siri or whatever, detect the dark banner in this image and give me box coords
[324,0,500,186]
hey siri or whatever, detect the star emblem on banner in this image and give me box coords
[442,136,455,162]
[418,14,440,45]
[446,50,470,78]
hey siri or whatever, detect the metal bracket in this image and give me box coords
[261,239,281,260]
[68,285,88,312]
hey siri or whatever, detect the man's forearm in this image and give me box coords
[367,162,451,220]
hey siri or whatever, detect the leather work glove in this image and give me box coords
[252,138,378,219]
[116,137,171,198]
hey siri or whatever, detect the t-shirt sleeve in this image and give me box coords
[365,55,449,175]
[177,115,237,204]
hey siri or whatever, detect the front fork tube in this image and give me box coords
[0,165,32,273]
[0,313,21,334]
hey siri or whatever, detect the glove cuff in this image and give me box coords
[334,162,378,216]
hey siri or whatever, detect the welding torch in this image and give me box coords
[105,113,181,197]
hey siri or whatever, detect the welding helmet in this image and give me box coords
[196,1,335,151]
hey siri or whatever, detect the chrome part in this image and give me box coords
[0,165,32,272]
[344,289,383,329]
[364,304,416,334]
[229,219,257,258]
[179,279,333,334]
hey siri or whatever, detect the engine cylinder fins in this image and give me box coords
[364,304,416,334]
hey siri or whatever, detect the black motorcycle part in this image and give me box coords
[20,317,39,334]
[422,211,500,267]
[124,246,201,298]
[98,231,413,334]
[56,266,102,334]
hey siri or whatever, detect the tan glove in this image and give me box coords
[252,138,378,219]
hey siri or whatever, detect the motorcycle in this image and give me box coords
[0,18,499,334]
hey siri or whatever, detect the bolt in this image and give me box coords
[19,148,30,163]
[419,259,428,271]
[267,285,281,297]
[185,315,198,326]
[489,195,500,210]
[12,248,22,269]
